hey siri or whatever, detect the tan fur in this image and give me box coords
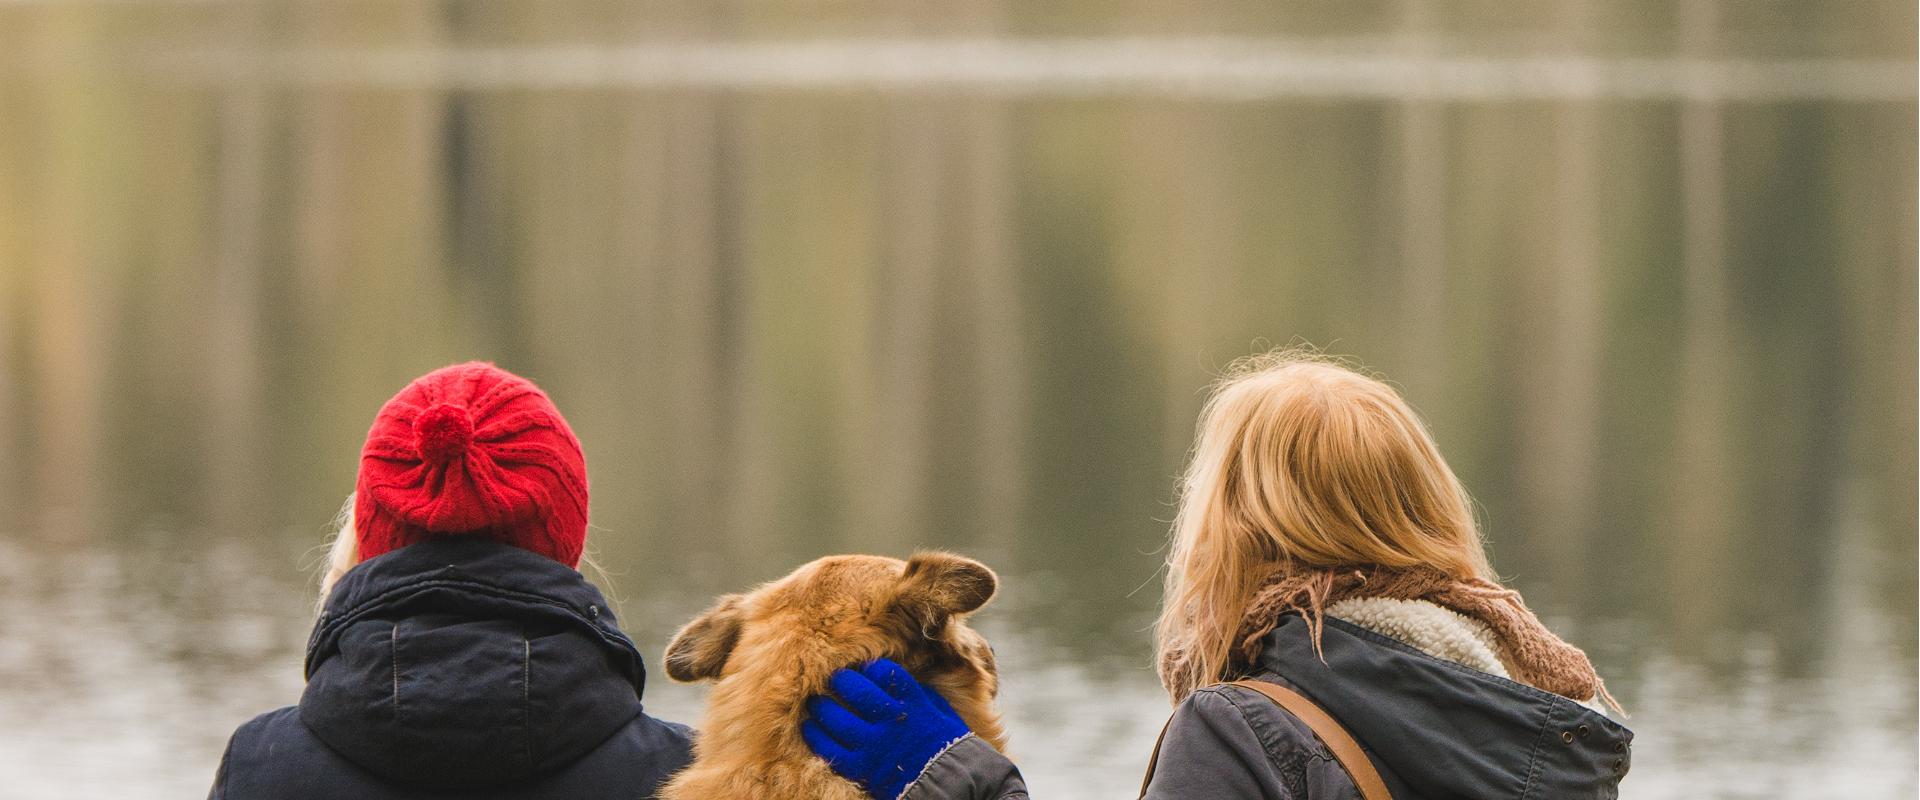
[660,552,1008,800]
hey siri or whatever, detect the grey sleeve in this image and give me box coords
[898,686,1339,800]
[899,734,1030,800]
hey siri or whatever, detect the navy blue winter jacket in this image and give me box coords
[209,539,694,799]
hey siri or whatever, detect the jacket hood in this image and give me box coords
[1257,614,1632,799]
[299,538,648,790]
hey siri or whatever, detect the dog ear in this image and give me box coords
[892,552,998,634]
[664,594,745,682]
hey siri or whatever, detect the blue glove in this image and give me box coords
[801,658,973,800]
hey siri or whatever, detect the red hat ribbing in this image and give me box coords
[355,362,590,567]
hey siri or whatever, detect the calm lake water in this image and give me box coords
[0,3,1915,798]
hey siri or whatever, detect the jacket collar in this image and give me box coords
[299,538,653,788]
[1256,614,1631,799]
[307,537,645,697]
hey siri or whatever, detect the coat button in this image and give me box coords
[1577,725,1590,739]
[1561,731,1575,744]
[587,604,601,618]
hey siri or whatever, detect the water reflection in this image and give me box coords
[0,3,1914,798]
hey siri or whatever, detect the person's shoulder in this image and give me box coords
[633,712,696,750]
[1186,682,1331,760]
[227,705,301,745]
[523,710,696,796]
[214,705,352,797]
[1142,684,1338,797]
[594,711,697,769]
[220,704,338,771]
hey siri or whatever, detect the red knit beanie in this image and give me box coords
[355,362,590,567]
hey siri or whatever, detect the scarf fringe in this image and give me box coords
[1227,565,1624,716]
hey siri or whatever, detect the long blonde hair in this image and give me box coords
[319,495,359,606]
[1155,350,1492,701]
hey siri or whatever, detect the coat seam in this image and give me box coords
[1213,682,1367,798]
[390,623,401,724]
[522,623,534,775]
[1517,700,1558,799]
[1202,686,1328,779]
[326,580,601,641]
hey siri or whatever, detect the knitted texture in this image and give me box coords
[355,362,590,566]
[1208,564,1618,712]
[801,659,972,800]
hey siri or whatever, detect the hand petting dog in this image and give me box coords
[803,659,974,800]
[658,553,1007,800]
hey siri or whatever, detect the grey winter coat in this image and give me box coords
[902,614,1632,800]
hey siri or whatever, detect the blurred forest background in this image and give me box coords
[0,2,1914,798]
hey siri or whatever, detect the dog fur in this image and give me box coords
[659,552,1008,800]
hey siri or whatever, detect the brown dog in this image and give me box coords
[659,552,1009,799]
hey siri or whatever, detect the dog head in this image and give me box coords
[664,552,1005,749]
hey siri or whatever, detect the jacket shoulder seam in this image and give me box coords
[1196,685,1330,769]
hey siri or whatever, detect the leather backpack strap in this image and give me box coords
[1137,715,1174,798]
[1138,681,1392,800]
[1228,680,1393,800]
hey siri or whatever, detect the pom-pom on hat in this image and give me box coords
[355,362,590,567]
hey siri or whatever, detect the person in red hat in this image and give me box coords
[210,362,694,800]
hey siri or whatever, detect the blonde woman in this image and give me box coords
[801,352,1632,799]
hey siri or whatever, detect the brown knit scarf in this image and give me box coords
[1220,564,1619,712]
